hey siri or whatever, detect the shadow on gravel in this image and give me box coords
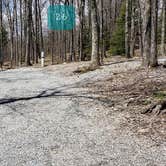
[0,87,113,106]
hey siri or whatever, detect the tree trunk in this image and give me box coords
[137,0,143,57]
[38,0,44,52]
[20,0,23,66]
[150,0,158,67]
[141,0,158,67]
[0,0,2,52]
[91,0,100,66]
[161,0,166,57]
[125,0,131,58]
[130,0,136,57]
[14,0,19,66]
[100,0,105,64]
[25,0,32,66]
[34,0,40,64]
[142,0,151,66]
[78,0,85,61]
[0,0,3,68]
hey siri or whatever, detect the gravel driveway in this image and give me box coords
[0,61,165,166]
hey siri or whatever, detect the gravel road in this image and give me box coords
[0,61,165,166]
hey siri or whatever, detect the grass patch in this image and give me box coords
[153,91,166,100]
[142,100,152,105]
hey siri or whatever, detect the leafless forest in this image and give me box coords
[0,0,166,166]
[0,0,165,68]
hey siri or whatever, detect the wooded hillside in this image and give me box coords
[0,0,165,69]
[0,1,166,165]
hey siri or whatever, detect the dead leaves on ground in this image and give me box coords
[85,66,166,144]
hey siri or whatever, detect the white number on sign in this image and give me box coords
[54,13,68,21]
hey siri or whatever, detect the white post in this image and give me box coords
[41,51,45,67]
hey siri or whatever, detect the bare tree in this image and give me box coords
[141,0,152,66]
[91,0,100,66]
[130,0,136,57]
[13,0,19,66]
[0,0,3,68]
[150,0,158,67]
[125,0,131,58]
[25,0,33,66]
[137,0,143,58]
[4,0,15,68]
[141,0,158,67]
[78,0,85,61]
[161,0,166,56]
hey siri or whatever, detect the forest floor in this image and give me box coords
[0,57,165,166]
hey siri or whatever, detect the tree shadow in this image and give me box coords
[103,59,136,66]
[0,85,113,106]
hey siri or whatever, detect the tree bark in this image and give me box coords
[91,0,100,66]
[78,0,85,61]
[130,0,136,57]
[20,0,23,66]
[161,0,166,56]
[142,0,151,66]
[137,0,143,58]
[150,0,158,67]
[34,0,40,64]
[0,0,3,68]
[141,0,158,67]
[25,0,32,66]
[125,0,131,58]
[13,0,19,66]
[100,0,105,64]
[0,0,2,52]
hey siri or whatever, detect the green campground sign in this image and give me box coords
[48,5,76,30]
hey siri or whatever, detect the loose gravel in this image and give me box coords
[0,60,165,166]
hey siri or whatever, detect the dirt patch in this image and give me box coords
[74,65,100,74]
[84,66,166,144]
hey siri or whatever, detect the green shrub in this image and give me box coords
[0,25,8,47]
[109,2,126,56]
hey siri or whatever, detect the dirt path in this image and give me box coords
[0,60,165,166]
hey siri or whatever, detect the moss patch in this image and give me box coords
[153,91,166,100]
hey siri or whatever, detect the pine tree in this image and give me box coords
[109,2,126,55]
